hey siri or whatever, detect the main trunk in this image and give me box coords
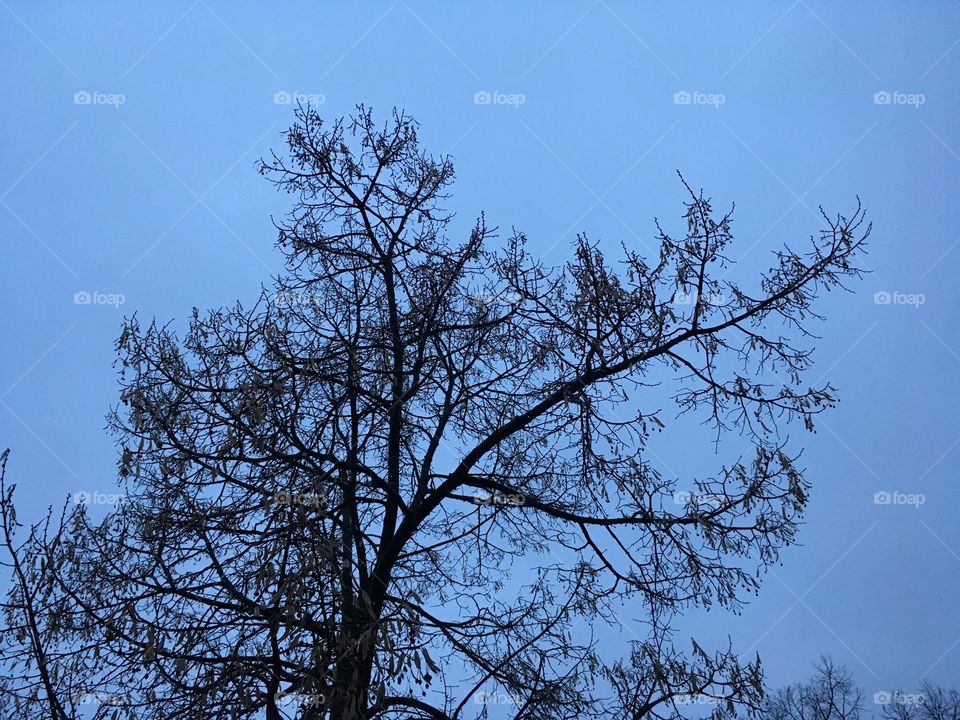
[328,601,377,719]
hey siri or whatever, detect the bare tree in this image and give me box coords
[879,684,960,720]
[765,656,864,720]
[765,656,960,720]
[0,105,869,719]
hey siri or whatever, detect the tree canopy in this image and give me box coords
[0,106,870,720]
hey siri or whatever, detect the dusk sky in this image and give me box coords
[2,1,958,710]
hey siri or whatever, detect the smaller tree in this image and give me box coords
[766,656,864,720]
[767,657,960,720]
[879,683,960,720]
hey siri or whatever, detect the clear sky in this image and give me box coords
[1,0,958,708]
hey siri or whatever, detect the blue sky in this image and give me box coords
[1,0,958,707]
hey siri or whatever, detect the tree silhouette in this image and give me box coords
[765,656,864,720]
[0,106,869,720]
[879,684,960,720]
[765,656,959,720]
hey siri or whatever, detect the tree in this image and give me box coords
[0,105,870,720]
[879,684,960,720]
[765,656,864,720]
[765,656,960,720]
